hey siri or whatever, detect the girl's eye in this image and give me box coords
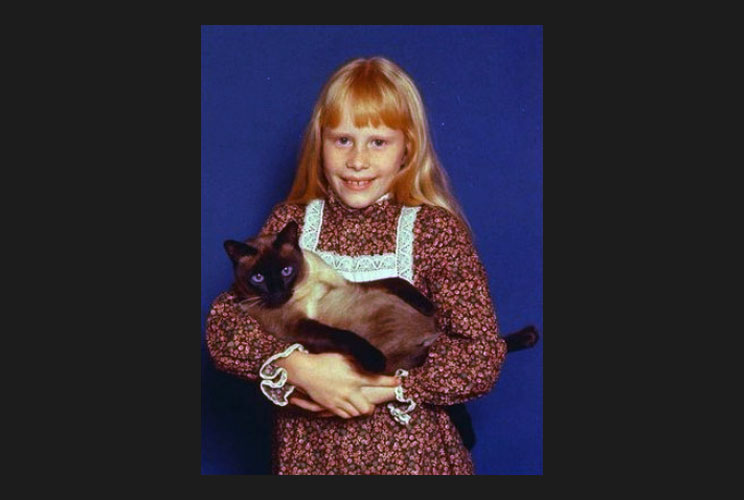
[372,139,386,147]
[251,273,264,283]
[281,266,293,277]
[337,137,351,146]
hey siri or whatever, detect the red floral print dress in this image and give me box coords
[205,192,507,475]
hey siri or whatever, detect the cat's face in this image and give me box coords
[224,221,305,308]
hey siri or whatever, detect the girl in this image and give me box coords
[206,57,507,475]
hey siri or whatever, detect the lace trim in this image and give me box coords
[313,250,399,282]
[258,343,308,407]
[387,368,416,426]
[396,206,420,284]
[299,199,324,252]
[299,199,419,284]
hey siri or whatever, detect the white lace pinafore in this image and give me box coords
[298,198,421,284]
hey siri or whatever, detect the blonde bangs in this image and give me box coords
[321,70,410,131]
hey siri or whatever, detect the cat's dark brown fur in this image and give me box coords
[224,220,440,374]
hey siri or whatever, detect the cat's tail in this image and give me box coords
[502,325,540,352]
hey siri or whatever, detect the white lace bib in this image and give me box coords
[299,199,420,284]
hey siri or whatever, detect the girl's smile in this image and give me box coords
[322,107,407,209]
[341,176,375,191]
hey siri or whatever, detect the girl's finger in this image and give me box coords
[289,396,326,412]
[349,393,375,416]
[339,400,361,418]
[333,408,352,419]
[361,374,401,387]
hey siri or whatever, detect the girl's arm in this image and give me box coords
[206,289,295,382]
[397,208,508,408]
[206,203,304,396]
[206,202,397,418]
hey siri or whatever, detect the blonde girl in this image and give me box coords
[206,56,507,475]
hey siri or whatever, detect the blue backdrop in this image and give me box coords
[201,25,542,475]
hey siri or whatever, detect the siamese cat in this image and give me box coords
[223,220,539,450]
[224,220,440,374]
[224,220,540,373]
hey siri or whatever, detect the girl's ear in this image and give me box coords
[400,142,410,169]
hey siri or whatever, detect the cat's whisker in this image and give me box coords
[239,297,262,307]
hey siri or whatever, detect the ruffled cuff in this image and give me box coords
[387,368,417,426]
[258,343,308,406]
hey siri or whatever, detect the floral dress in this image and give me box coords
[205,192,507,475]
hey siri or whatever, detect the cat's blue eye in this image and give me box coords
[281,266,293,277]
[251,273,264,283]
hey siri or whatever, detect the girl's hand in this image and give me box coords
[288,390,335,417]
[289,384,398,416]
[277,351,399,419]
[359,385,398,405]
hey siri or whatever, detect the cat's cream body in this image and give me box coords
[287,251,347,321]
[239,248,440,373]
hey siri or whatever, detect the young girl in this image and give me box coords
[206,57,507,475]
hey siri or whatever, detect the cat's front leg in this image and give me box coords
[295,318,387,373]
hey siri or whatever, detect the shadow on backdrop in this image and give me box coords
[201,346,273,474]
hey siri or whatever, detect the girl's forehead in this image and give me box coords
[326,108,400,135]
[323,92,408,131]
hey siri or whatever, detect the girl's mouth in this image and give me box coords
[342,178,375,191]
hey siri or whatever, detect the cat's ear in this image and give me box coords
[274,220,300,249]
[224,240,257,264]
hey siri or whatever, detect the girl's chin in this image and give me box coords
[336,190,381,208]
[333,182,381,207]
[338,193,378,208]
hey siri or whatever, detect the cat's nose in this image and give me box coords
[266,292,288,307]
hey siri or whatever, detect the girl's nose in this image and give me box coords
[346,147,369,170]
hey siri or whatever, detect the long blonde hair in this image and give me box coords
[286,57,470,230]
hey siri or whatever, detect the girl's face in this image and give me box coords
[322,109,407,209]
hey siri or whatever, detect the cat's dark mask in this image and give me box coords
[223,221,304,308]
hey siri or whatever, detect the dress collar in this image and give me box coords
[325,190,394,218]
